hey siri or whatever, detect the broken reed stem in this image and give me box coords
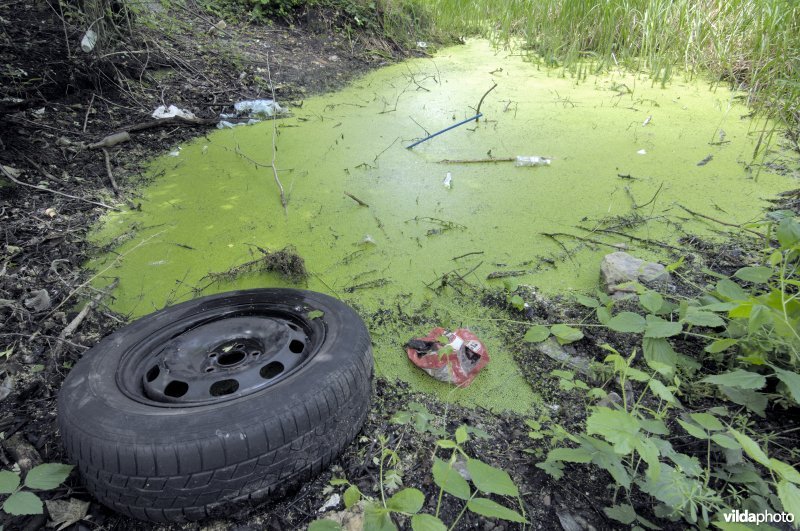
[265,54,287,215]
[344,191,369,207]
[677,204,762,237]
[475,82,498,120]
[438,157,515,164]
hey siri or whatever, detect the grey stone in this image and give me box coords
[536,338,594,377]
[600,252,669,294]
[557,511,583,531]
[23,289,51,312]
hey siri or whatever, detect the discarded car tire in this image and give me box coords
[57,289,373,523]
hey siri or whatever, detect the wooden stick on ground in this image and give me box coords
[51,279,119,359]
[265,54,287,215]
[101,148,121,196]
[0,164,119,211]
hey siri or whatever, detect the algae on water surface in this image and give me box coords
[88,40,798,414]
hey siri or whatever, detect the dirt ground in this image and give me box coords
[2,2,800,530]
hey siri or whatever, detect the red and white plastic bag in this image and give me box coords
[405,327,490,387]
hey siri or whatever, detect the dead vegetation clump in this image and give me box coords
[203,245,308,285]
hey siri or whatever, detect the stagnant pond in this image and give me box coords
[89,40,798,414]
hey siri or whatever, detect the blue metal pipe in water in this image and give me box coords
[405,113,482,149]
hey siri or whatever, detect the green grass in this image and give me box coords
[395,0,799,136]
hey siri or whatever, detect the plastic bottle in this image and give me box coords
[443,172,452,189]
[514,156,551,167]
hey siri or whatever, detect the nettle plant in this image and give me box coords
[525,215,800,412]
[0,463,73,516]
[538,347,800,527]
[310,403,527,531]
[522,215,800,527]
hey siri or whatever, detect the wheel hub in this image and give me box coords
[138,315,312,404]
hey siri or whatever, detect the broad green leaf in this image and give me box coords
[774,368,800,404]
[431,458,470,500]
[720,387,768,417]
[715,279,748,301]
[705,338,738,354]
[683,308,726,328]
[550,369,575,380]
[702,370,766,390]
[436,440,456,449]
[623,366,650,382]
[509,295,525,311]
[643,337,678,374]
[644,315,683,338]
[2,491,43,515]
[343,485,361,508]
[455,425,468,445]
[769,459,800,484]
[649,379,678,404]
[636,438,661,480]
[700,302,737,312]
[734,266,773,284]
[550,324,584,345]
[711,433,740,450]
[0,470,20,494]
[546,447,593,463]
[386,488,424,514]
[586,408,640,455]
[574,294,599,308]
[640,418,669,435]
[466,459,519,496]
[776,217,800,248]
[729,429,770,466]
[606,312,647,333]
[329,478,350,486]
[690,413,725,432]
[307,310,324,320]
[411,514,447,531]
[596,307,612,325]
[523,325,550,343]
[466,498,527,523]
[364,505,397,531]
[24,463,73,490]
[639,291,664,314]
[677,419,709,440]
[308,521,343,531]
[668,452,703,477]
[777,480,800,519]
[604,504,637,524]
[536,459,564,479]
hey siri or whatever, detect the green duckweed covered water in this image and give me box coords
[89,40,798,415]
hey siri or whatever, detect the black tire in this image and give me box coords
[57,289,373,523]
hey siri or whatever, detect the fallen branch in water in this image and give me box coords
[475,82,498,120]
[438,157,515,164]
[677,204,762,237]
[344,191,369,207]
[266,54,287,215]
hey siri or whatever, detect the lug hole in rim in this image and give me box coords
[289,340,305,354]
[210,379,239,396]
[164,380,189,398]
[145,366,160,382]
[260,362,284,379]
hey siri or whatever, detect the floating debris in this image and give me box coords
[443,172,452,189]
[697,154,713,166]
